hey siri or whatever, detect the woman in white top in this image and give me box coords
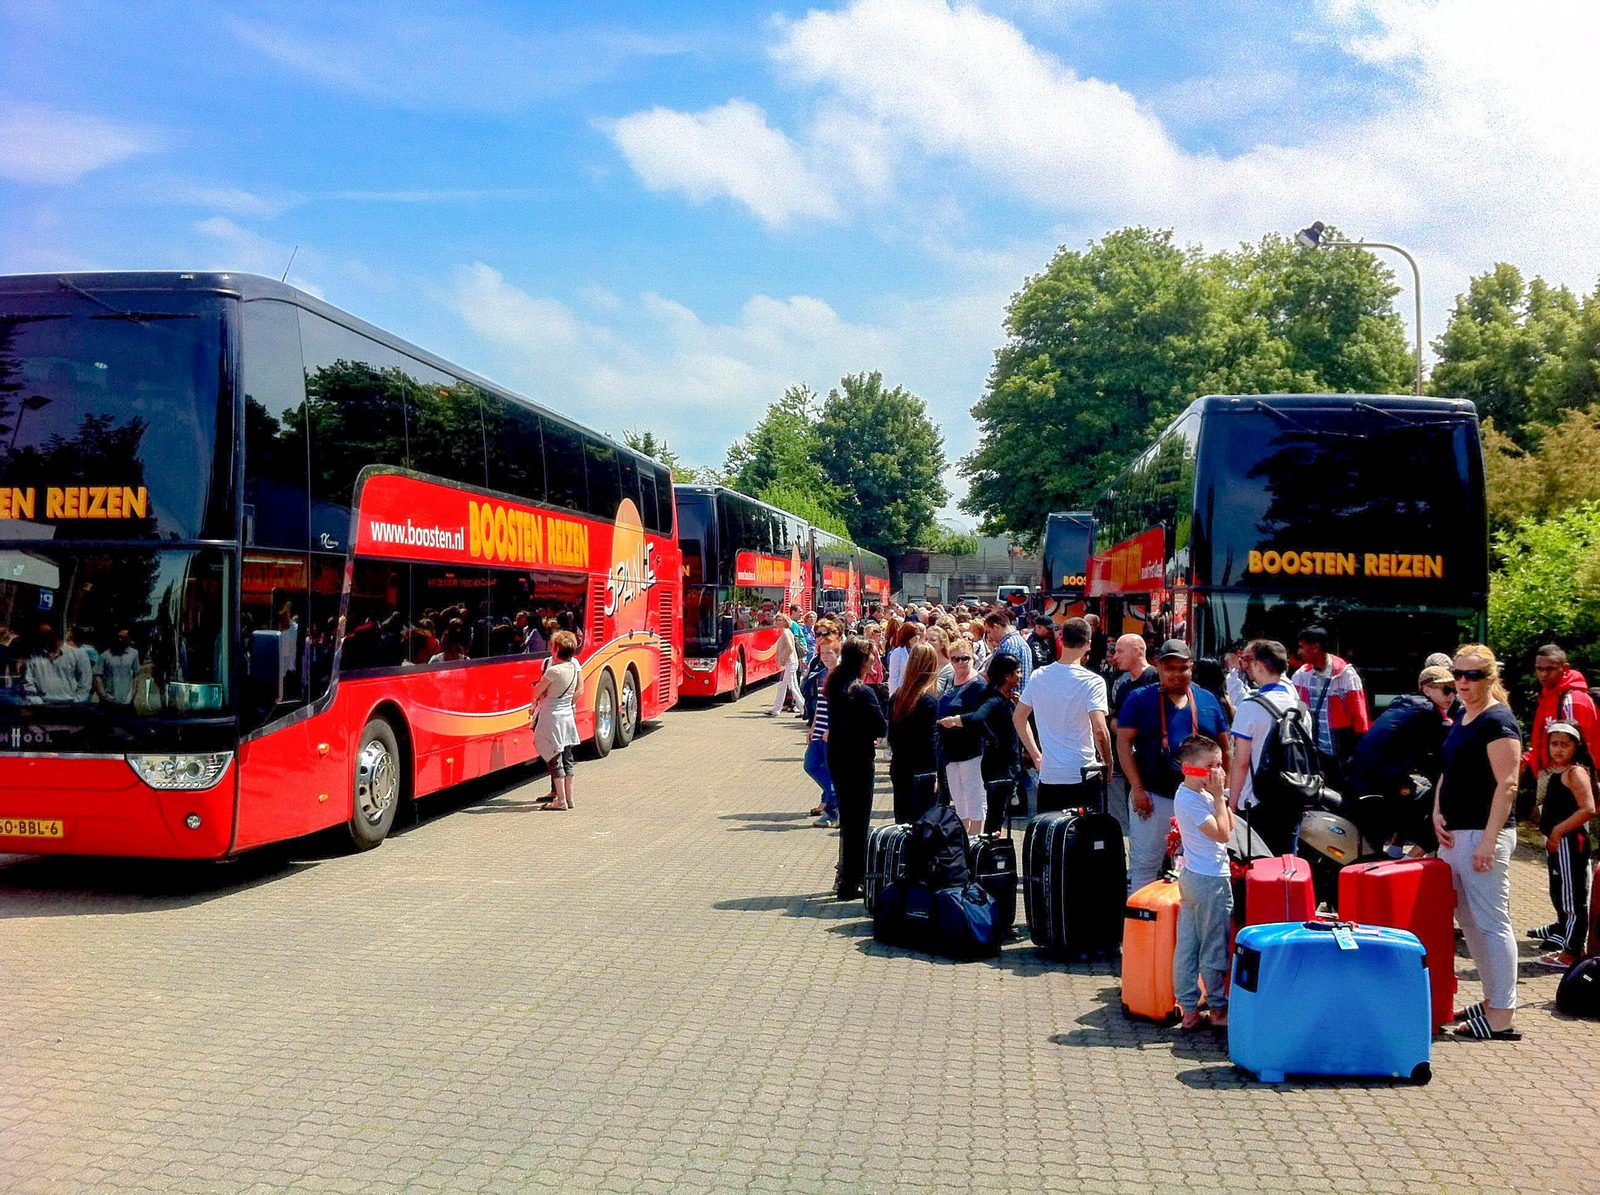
[886,621,919,696]
[532,630,583,811]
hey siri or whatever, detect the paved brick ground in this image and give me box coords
[1,682,1595,1193]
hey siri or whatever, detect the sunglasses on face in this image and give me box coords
[1451,668,1489,682]
[951,655,972,663]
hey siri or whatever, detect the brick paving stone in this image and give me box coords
[0,682,1595,1192]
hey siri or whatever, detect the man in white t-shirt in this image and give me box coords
[1014,617,1111,814]
[1226,637,1304,856]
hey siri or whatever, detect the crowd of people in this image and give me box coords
[764,595,1600,1043]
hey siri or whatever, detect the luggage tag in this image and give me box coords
[1331,925,1358,951]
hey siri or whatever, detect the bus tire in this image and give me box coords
[592,672,618,758]
[614,670,640,748]
[348,717,403,851]
[726,655,745,703]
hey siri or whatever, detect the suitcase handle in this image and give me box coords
[1302,919,1354,932]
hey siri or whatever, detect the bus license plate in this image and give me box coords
[0,818,63,839]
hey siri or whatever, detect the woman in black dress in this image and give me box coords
[888,643,941,824]
[826,635,888,900]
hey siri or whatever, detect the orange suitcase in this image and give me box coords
[1122,875,1182,1023]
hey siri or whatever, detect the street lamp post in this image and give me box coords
[1295,221,1423,397]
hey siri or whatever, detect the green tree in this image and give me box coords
[1487,500,1600,709]
[724,384,837,499]
[1480,406,1600,530]
[756,482,850,538]
[816,371,948,556]
[962,226,1420,545]
[1431,264,1591,446]
[622,428,699,483]
[922,526,980,557]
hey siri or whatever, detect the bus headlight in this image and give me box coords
[126,752,233,791]
[685,658,718,672]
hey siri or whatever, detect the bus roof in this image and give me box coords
[0,270,661,467]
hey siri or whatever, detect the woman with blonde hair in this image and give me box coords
[888,643,942,823]
[1433,643,1523,1040]
[532,631,583,811]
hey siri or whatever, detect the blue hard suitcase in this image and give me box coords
[1229,921,1432,1084]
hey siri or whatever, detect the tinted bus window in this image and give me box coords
[0,288,234,541]
[583,436,620,519]
[299,311,409,553]
[484,395,546,504]
[638,468,659,533]
[241,299,309,551]
[653,466,674,533]
[411,564,492,660]
[677,491,713,585]
[618,452,642,519]
[543,419,587,513]
[343,558,409,672]
[408,374,486,489]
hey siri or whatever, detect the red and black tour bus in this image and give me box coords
[0,272,681,857]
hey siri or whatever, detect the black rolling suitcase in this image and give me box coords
[1023,807,1126,958]
[969,781,1018,935]
[864,822,912,916]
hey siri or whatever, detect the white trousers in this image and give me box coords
[769,661,803,714]
[1440,828,1518,1010]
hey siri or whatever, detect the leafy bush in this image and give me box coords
[1487,500,1600,711]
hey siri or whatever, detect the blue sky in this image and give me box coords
[3,0,1596,525]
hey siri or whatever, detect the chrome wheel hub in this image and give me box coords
[355,738,398,825]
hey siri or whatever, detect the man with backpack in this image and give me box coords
[1227,638,1316,857]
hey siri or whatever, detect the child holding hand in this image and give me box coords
[1172,734,1235,1031]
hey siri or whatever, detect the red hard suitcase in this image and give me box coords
[1339,857,1457,1032]
[1244,855,1317,925]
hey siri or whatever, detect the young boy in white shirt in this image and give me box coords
[1172,734,1235,1032]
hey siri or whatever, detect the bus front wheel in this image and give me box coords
[727,655,745,703]
[348,718,402,851]
[592,672,617,758]
[615,670,640,748]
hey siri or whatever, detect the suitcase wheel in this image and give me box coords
[1411,1062,1432,1086]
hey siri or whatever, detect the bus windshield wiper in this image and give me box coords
[57,278,195,323]
[1351,400,1428,429]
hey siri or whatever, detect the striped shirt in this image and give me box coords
[810,691,830,743]
[995,629,1033,688]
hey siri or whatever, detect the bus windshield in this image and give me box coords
[0,288,234,541]
[0,546,232,718]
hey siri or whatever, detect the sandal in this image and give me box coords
[543,801,570,811]
[1178,1011,1208,1031]
[1451,1002,1485,1024]
[1452,1008,1521,1041]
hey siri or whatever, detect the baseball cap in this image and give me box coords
[1548,720,1583,743]
[1155,638,1192,661]
[1418,665,1454,689]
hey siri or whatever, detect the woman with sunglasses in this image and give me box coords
[936,642,990,835]
[1433,645,1524,1041]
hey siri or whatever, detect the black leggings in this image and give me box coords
[831,759,876,897]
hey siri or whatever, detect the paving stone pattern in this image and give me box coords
[1,684,1595,1193]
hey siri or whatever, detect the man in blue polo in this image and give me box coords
[1115,638,1231,891]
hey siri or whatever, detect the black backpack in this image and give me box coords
[906,803,971,888]
[1557,956,1600,1019]
[1246,690,1325,814]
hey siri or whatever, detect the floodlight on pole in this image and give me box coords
[1294,221,1423,396]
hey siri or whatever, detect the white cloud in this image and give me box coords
[193,216,324,298]
[0,101,163,185]
[451,262,592,349]
[607,99,842,228]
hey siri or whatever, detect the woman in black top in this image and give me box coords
[940,653,1024,834]
[888,643,941,825]
[1433,644,1523,1040]
[936,647,990,834]
[826,635,888,901]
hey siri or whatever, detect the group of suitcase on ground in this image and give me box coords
[865,805,1452,1084]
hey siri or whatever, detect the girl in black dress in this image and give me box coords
[888,643,941,824]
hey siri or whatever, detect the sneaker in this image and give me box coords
[815,816,838,828]
[1536,951,1577,970]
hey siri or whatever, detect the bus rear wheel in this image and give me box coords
[726,655,745,703]
[348,718,402,851]
[592,672,618,758]
[615,671,640,748]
